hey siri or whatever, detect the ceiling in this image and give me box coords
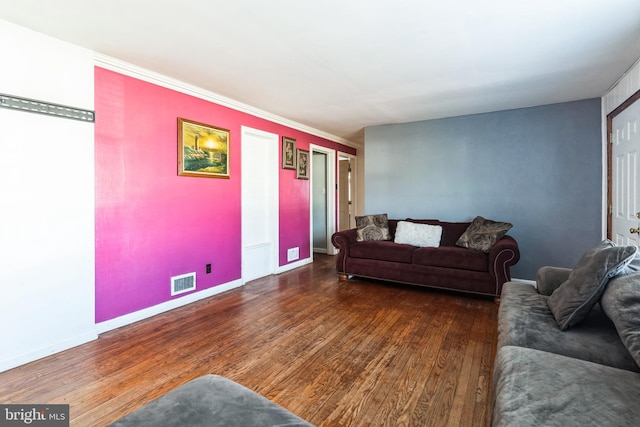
[1,0,639,146]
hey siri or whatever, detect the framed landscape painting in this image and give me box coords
[178,117,230,178]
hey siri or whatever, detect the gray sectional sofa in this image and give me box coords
[492,240,640,426]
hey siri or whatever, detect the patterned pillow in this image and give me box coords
[455,216,512,253]
[355,214,390,241]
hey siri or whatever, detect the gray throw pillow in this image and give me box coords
[455,216,512,253]
[355,214,390,241]
[548,240,639,331]
[601,272,640,368]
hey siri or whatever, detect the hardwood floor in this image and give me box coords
[0,255,498,426]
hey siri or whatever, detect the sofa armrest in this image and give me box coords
[536,266,572,296]
[489,236,520,295]
[331,229,358,274]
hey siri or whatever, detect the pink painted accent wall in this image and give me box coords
[95,67,355,322]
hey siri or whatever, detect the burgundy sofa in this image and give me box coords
[330,219,520,298]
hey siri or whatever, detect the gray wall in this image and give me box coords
[364,99,602,280]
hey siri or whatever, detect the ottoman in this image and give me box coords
[109,374,314,427]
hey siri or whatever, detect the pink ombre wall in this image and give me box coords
[95,67,356,323]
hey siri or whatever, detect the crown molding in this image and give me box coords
[94,53,360,150]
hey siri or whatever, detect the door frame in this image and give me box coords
[606,89,640,239]
[338,152,358,230]
[310,144,336,256]
[241,126,279,283]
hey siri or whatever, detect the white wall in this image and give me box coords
[603,58,640,115]
[0,20,96,372]
[601,57,640,237]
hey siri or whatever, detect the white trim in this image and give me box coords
[601,57,640,239]
[94,53,360,150]
[338,151,359,229]
[276,257,313,274]
[0,331,98,373]
[241,126,279,283]
[96,279,243,334]
[310,144,337,256]
[601,99,608,239]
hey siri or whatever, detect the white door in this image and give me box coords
[241,127,278,283]
[612,98,640,245]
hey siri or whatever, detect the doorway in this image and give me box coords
[241,126,278,283]
[310,144,336,256]
[608,89,640,245]
[338,154,357,230]
[312,152,328,253]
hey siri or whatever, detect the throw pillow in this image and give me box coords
[394,221,443,247]
[455,216,513,253]
[601,271,640,368]
[355,214,391,241]
[548,240,639,331]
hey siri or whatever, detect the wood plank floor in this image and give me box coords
[0,255,499,426]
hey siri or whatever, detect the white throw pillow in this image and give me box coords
[394,221,442,247]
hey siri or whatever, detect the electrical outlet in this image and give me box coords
[206,264,211,274]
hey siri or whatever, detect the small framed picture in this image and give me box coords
[296,148,309,179]
[178,117,230,179]
[282,136,296,170]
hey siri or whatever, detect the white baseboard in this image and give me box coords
[98,260,316,334]
[276,257,313,274]
[96,279,244,334]
[0,330,98,374]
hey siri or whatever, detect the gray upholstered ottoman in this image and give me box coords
[109,374,314,427]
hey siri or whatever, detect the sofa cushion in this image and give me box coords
[350,240,415,263]
[548,240,638,330]
[413,246,488,272]
[493,346,640,427]
[355,213,390,241]
[394,221,442,247]
[535,266,572,296]
[499,282,638,372]
[108,374,313,427]
[601,272,640,369]
[455,216,512,253]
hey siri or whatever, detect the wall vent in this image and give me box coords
[287,247,300,262]
[171,272,196,296]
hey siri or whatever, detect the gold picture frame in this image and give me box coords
[282,136,296,170]
[178,117,230,178]
[296,148,309,179]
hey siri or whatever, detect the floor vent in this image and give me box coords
[171,272,196,296]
